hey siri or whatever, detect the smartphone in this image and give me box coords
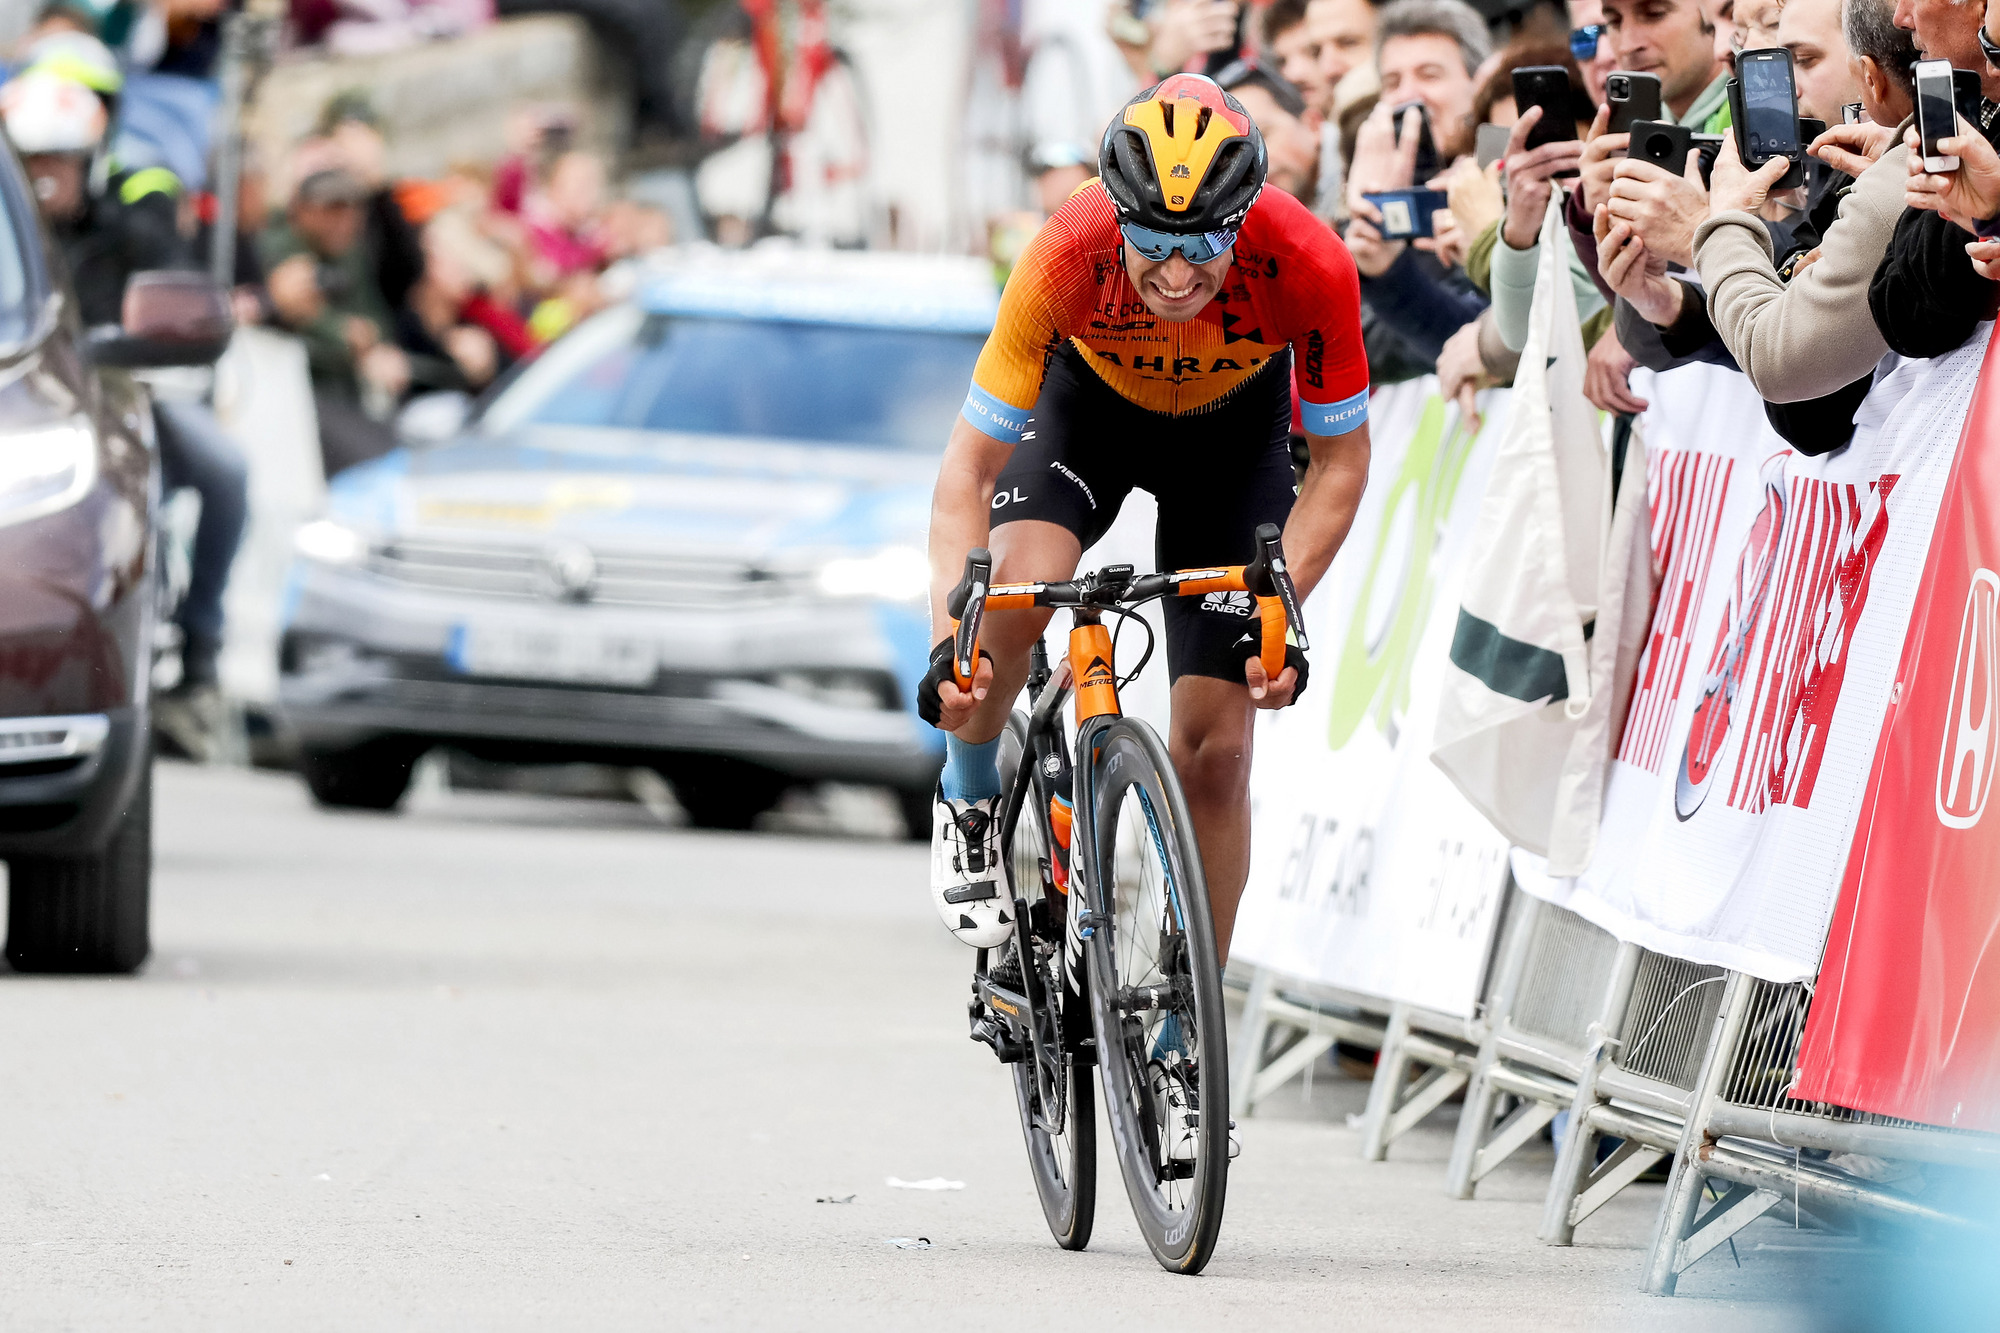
[1606,71,1663,134]
[1362,188,1450,239]
[1475,121,1510,169]
[1841,101,1864,125]
[1391,101,1440,184]
[1729,50,1805,189]
[1512,66,1579,149]
[1797,116,1826,150]
[1915,58,1960,172]
[1691,133,1724,186]
[1629,120,1693,174]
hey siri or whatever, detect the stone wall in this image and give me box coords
[245,15,631,186]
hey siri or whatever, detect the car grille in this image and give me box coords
[368,538,806,609]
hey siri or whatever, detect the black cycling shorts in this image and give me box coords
[991,344,1297,685]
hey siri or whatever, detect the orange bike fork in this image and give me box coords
[1069,621,1121,723]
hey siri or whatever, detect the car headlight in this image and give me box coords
[816,545,929,601]
[294,518,368,566]
[0,419,96,529]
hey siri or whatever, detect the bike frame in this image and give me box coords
[963,543,1307,1140]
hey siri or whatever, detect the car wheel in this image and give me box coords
[895,786,934,843]
[667,757,788,831]
[7,753,152,975]
[300,739,427,811]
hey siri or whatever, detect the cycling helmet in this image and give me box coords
[1099,73,1266,233]
[1,70,109,155]
[20,31,124,97]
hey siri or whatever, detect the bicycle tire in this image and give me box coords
[1080,717,1229,1274]
[998,712,1096,1251]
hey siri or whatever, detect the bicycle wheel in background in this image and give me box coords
[1081,716,1228,1274]
[997,713,1095,1250]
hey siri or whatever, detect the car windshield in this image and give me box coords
[0,151,40,345]
[481,305,986,450]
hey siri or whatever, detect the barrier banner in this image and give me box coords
[1793,328,2000,1132]
[1231,379,1511,1018]
[1514,337,1988,982]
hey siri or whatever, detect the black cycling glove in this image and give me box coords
[1233,639,1310,704]
[916,637,993,728]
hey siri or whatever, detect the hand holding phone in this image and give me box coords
[1902,97,2000,227]
[1915,58,1961,172]
[1729,49,1806,189]
[1606,71,1663,135]
[1361,188,1450,239]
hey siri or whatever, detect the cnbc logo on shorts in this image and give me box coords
[1201,591,1255,617]
[1937,568,1998,830]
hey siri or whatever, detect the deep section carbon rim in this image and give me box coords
[1083,718,1229,1274]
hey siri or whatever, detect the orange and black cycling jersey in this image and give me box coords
[961,179,1370,442]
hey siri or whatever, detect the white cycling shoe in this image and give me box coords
[929,789,1014,949]
[1151,1035,1241,1163]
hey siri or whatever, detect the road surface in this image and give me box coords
[0,763,1851,1329]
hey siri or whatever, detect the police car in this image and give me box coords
[277,248,996,832]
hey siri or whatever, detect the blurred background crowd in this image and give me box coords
[0,0,1969,773]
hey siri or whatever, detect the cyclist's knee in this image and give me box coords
[1171,729,1251,807]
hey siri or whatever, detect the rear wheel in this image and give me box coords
[7,751,152,974]
[1082,717,1229,1274]
[998,713,1095,1250]
[300,738,426,811]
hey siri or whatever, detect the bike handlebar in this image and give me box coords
[943,522,1309,690]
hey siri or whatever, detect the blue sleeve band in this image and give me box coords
[960,384,1032,443]
[1300,388,1369,436]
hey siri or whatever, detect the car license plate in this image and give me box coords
[445,624,657,686]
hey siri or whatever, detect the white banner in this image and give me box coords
[1514,336,1988,982]
[1231,378,1512,1018]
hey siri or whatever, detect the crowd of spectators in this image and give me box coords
[1010,0,1997,459]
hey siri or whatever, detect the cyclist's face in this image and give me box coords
[1122,243,1233,322]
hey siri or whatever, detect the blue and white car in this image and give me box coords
[278,248,996,832]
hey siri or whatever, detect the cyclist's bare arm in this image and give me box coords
[1284,422,1372,604]
[927,414,1012,728]
[1239,420,1369,706]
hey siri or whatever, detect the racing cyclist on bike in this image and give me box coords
[920,74,1373,979]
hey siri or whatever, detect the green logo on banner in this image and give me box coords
[1327,395,1481,751]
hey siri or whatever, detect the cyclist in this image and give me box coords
[921,74,1373,973]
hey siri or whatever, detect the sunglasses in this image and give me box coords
[1119,223,1238,264]
[1569,23,1604,60]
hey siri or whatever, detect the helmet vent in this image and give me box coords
[1161,101,1175,136]
[1195,106,1212,138]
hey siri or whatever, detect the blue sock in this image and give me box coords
[941,735,1002,803]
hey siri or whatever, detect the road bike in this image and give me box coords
[944,523,1308,1275]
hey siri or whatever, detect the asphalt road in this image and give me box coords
[0,762,1854,1330]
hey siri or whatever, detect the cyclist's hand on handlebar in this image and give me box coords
[918,638,993,732]
[1244,645,1310,709]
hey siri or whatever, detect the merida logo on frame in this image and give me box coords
[1937,567,1998,830]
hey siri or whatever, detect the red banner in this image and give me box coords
[1794,334,2000,1132]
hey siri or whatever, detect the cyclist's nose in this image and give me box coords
[1158,253,1199,288]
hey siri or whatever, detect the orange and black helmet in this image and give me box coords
[1099,74,1267,234]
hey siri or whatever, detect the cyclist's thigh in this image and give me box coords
[1150,362,1297,686]
[991,345,1138,554]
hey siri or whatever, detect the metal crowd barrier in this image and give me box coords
[1643,974,2000,1294]
[1538,944,1727,1243]
[1355,880,1527,1161]
[1230,969,1391,1119]
[1442,895,1622,1198]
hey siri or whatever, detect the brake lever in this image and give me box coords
[1247,522,1309,652]
[947,548,992,687]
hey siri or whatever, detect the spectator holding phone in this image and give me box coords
[1866,0,2000,356]
[1343,0,1491,361]
[1563,0,1729,411]
[1483,49,1600,353]
[1594,0,1913,454]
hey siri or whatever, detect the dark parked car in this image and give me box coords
[0,143,232,973]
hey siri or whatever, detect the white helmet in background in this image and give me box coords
[1,70,110,155]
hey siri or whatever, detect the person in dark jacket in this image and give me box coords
[2,51,248,755]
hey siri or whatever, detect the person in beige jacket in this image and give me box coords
[1686,0,1916,403]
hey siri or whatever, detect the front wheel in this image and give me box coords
[1081,717,1229,1274]
[998,713,1095,1250]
